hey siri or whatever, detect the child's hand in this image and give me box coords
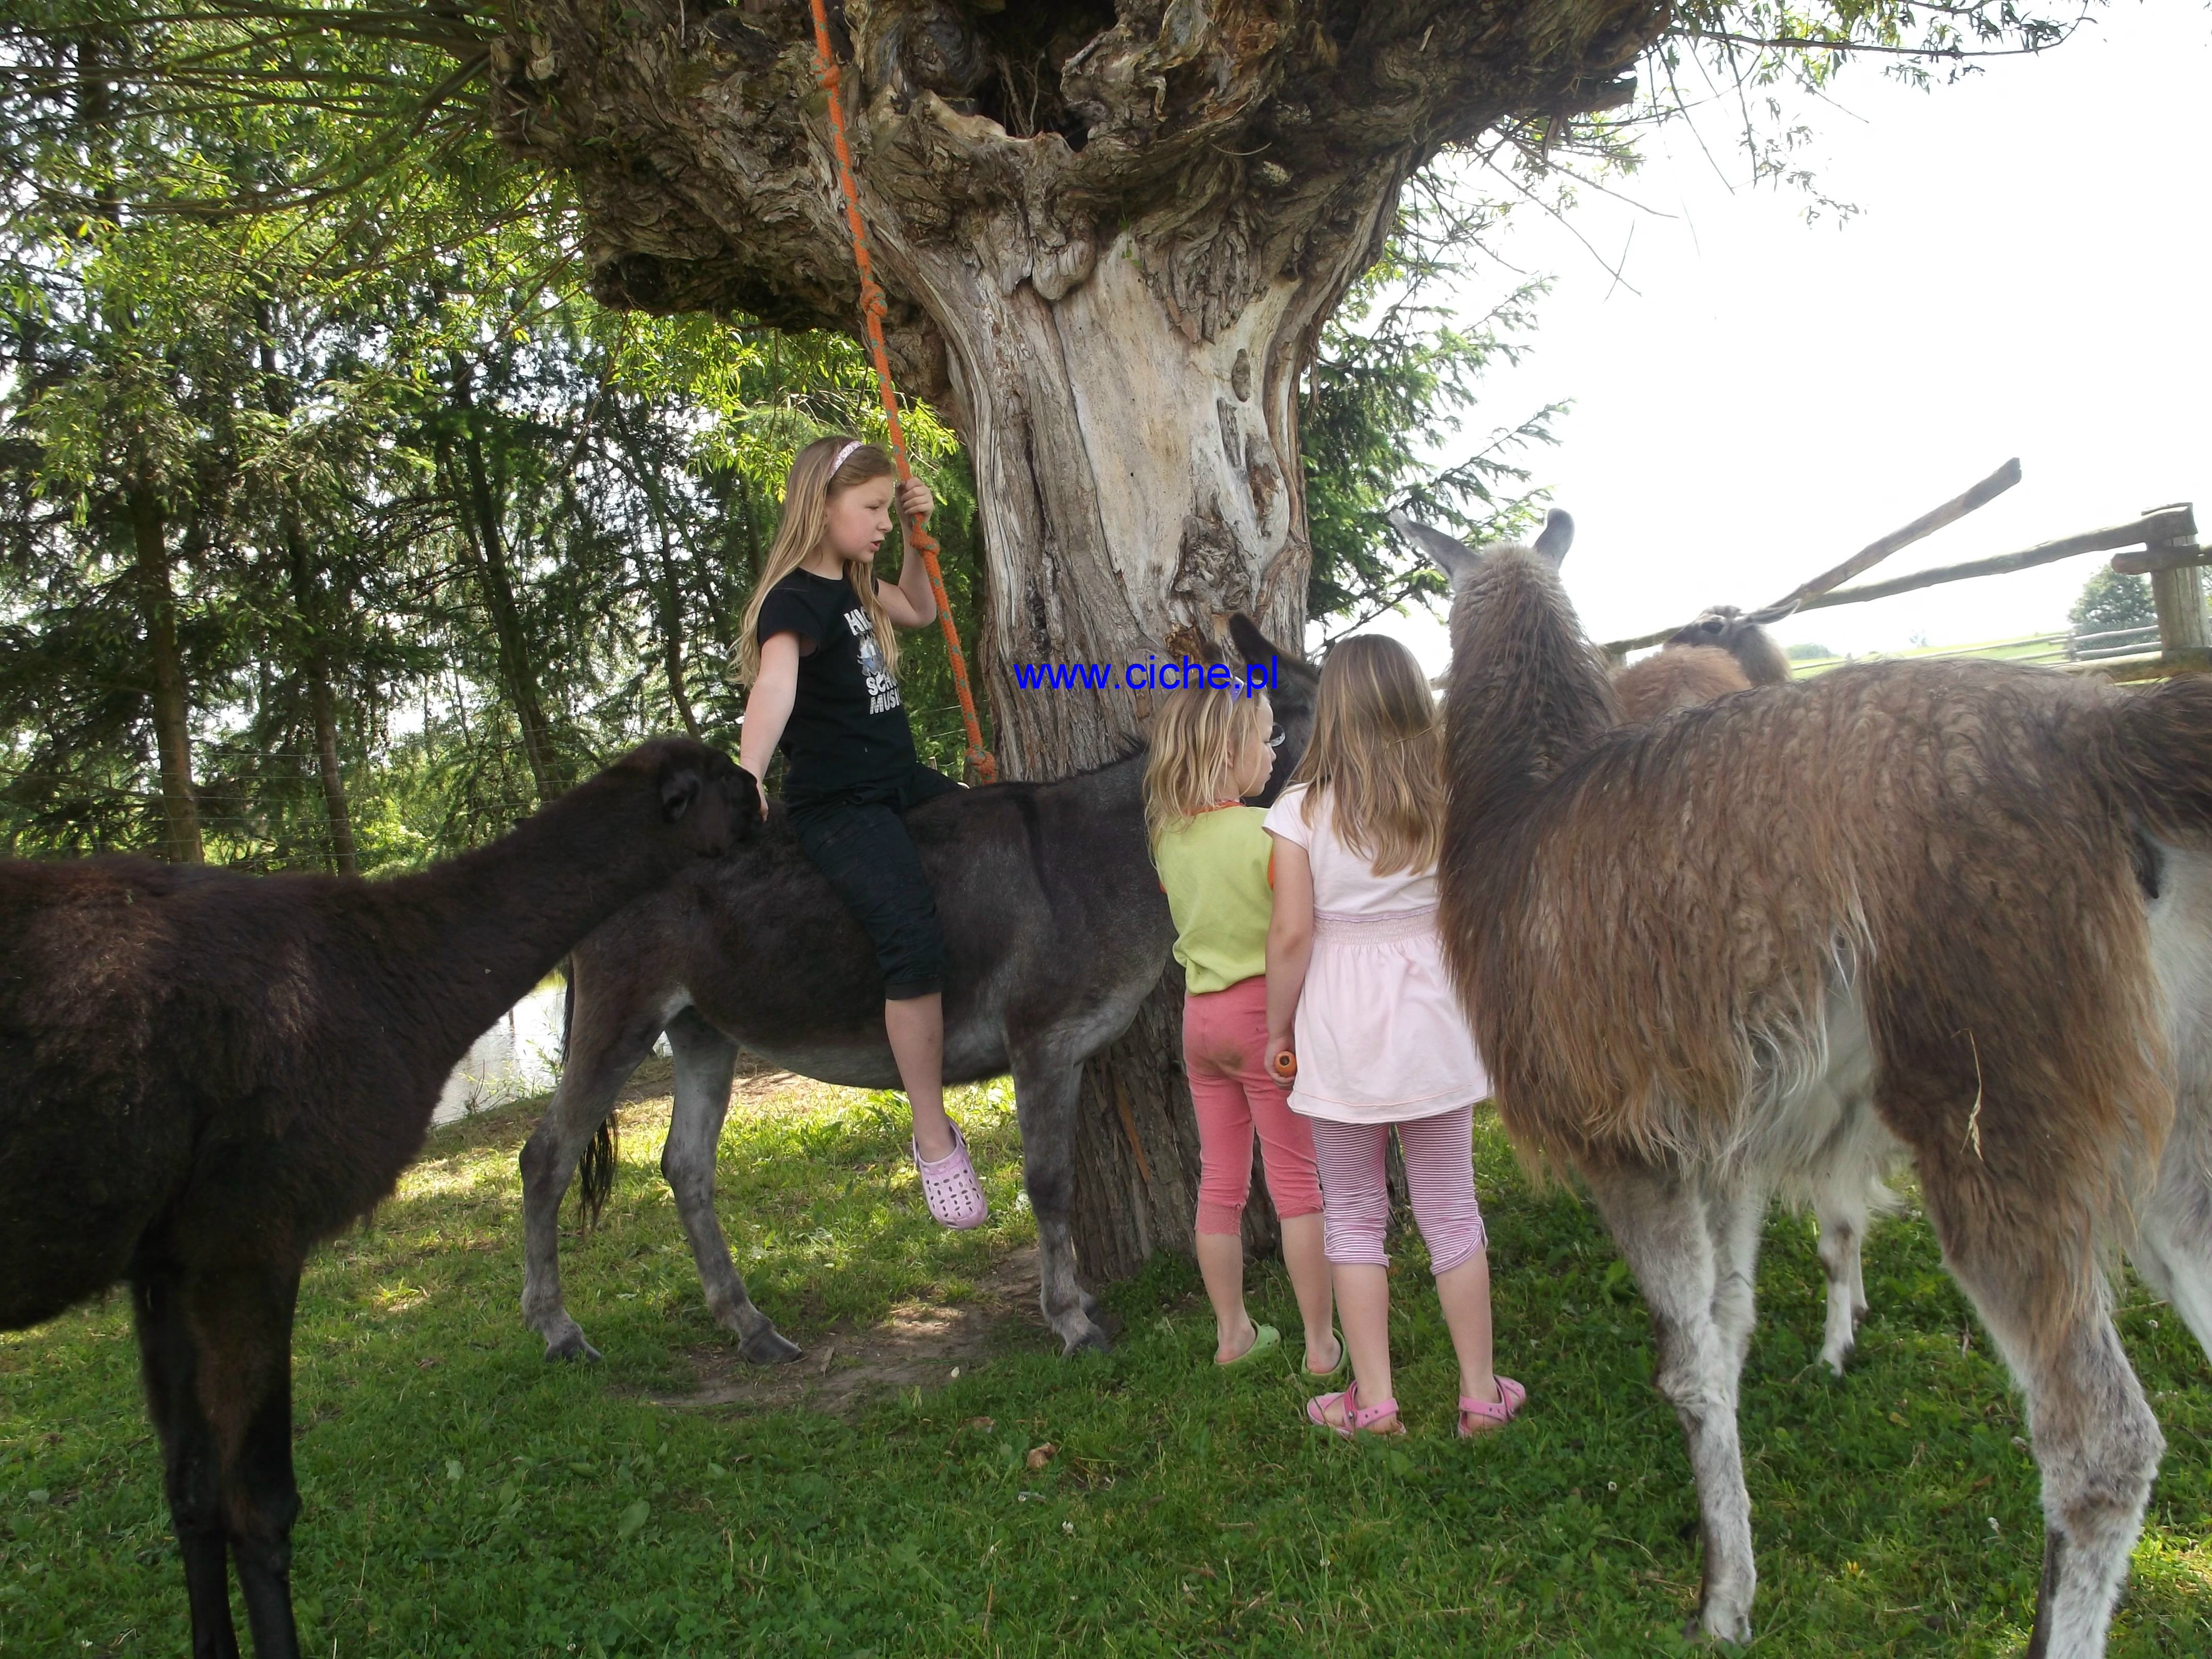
[897,477,934,526]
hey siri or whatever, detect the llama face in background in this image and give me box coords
[650,740,758,858]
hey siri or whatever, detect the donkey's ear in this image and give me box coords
[1226,612,1294,670]
[1533,508,1575,566]
[1387,511,1481,588]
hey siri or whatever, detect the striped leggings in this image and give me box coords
[1308,1105,1486,1276]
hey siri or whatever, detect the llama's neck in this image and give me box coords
[1444,551,1620,858]
[365,772,690,1063]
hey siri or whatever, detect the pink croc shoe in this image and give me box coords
[1458,1375,1527,1437]
[1306,1378,1405,1439]
[913,1123,988,1229]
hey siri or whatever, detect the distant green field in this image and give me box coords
[5,1071,2207,1655]
[1785,632,2084,676]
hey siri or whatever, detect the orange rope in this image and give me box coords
[806,0,996,784]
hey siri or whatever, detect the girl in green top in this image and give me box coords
[1146,682,1339,1374]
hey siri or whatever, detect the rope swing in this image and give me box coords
[806,0,997,784]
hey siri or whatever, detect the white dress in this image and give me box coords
[1262,784,1490,1125]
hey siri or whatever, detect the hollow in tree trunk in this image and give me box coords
[491,0,1665,1277]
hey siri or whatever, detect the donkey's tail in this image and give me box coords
[2101,673,2212,842]
[576,1113,618,1229]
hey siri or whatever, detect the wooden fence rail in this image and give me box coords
[1596,473,2203,678]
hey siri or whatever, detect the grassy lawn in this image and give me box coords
[4,1067,2208,1656]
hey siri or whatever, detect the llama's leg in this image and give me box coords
[660,1009,799,1364]
[1707,1173,1770,1379]
[132,1269,243,1659]
[190,1264,306,1659]
[1584,1158,1758,1644]
[1923,1189,2162,1659]
[1009,1051,1114,1355]
[1814,1180,1871,1374]
[2129,1065,2212,1358]
[519,988,670,1362]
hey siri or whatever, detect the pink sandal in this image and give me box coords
[1458,1375,1527,1437]
[1306,1378,1404,1439]
[913,1124,988,1229]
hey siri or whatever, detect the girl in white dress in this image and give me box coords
[1264,635,1522,1438]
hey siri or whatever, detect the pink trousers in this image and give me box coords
[1308,1105,1486,1276]
[1182,977,1324,1236]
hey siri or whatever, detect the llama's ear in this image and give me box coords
[659,767,702,824]
[1533,508,1574,566]
[1387,511,1480,588]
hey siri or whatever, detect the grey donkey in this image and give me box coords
[519,616,1316,1361]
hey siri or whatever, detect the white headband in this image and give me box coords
[828,439,862,478]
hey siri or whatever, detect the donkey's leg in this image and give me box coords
[1585,1158,1758,1644]
[1009,1051,1114,1355]
[518,983,671,1363]
[660,1009,800,1364]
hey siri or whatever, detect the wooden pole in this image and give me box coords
[1790,507,2199,614]
[1754,457,2022,619]
[1597,459,2023,656]
[2146,502,2209,656]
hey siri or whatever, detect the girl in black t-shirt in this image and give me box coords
[734,436,987,1229]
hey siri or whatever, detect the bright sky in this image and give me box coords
[1359,1,2212,676]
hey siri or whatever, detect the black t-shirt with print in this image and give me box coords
[755,567,916,802]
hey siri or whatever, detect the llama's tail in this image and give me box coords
[576,1113,618,1229]
[2101,673,2212,841]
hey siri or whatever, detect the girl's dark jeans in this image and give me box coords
[786,764,961,1000]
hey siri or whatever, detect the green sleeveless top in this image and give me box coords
[1153,804,1273,995]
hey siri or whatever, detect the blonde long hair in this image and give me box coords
[1288,633,1442,875]
[1143,682,1273,849]
[734,436,902,685]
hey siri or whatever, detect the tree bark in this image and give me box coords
[280,520,359,873]
[128,484,203,864]
[444,363,561,803]
[492,0,1664,1278]
[656,533,705,740]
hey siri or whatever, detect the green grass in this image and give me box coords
[4,1070,2208,1656]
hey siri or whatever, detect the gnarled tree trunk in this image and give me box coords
[491,0,1665,1276]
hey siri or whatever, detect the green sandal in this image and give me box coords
[1301,1333,1347,1380]
[1217,1323,1280,1368]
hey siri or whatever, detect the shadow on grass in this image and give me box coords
[2,1071,2207,1656]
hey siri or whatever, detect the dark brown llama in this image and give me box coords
[0,738,755,1659]
[1611,611,1900,1372]
[1410,509,2212,1656]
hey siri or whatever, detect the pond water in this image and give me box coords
[432,983,568,1125]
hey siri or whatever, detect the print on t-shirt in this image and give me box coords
[850,608,901,715]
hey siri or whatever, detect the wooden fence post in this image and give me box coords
[2148,502,2208,658]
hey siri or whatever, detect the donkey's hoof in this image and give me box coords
[740,1326,803,1366]
[1688,1605,1753,1647]
[1060,1320,1115,1357]
[544,1330,604,1364]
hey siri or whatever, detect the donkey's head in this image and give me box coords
[1224,613,1318,806]
[1665,606,1792,688]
